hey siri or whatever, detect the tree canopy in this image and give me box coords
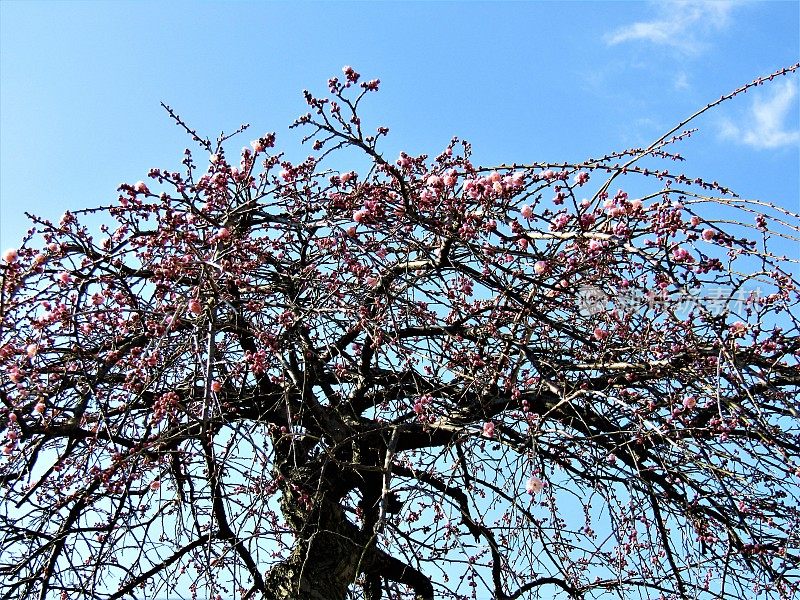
[1,64,799,600]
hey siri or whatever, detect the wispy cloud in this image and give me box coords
[719,79,800,150]
[674,72,691,91]
[606,1,736,54]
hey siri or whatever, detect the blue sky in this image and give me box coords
[1,0,798,249]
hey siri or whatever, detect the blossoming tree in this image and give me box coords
[1,65,799,600]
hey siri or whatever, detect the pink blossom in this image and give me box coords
[133,181,150,194]
[534,261,548,276]
[525,476,544,494]
[396,153,412,168]
[26,344,38,358]
[588,240,603,253]
[542,169,555,180]
[511,172,525,187]
[211,381,222,393]
[492,181,504,194]
[574,172,589,186]
[216,227,231,240]
[8,367,22,383]
[729,321,747,337]
[149,480,161,491]
[353,209,369,224]
[33,402,46,415]
[340,171,354,184]
[279,168,292,181]
[2,248,18,263]
[683,396,697,410]
[482,421,495,438]
[593,327,609,341]
[517,238,529,250]
[550,214,569,231]
[187,299,202,315]
[672,247,692,262]
[520,205,533,219]
[702,228,716,241]
[426,175,442,188]
[250,139,265,153]
[8,413,17,423]
[58,272,72,285]
[209,153,219,164]
[443,171,457,188]
[489,171,502,183]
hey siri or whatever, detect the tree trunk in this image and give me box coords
[262,487,434,600]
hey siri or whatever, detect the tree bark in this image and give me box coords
[262,487,434,600]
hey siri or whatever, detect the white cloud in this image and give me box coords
[719,79,800,150]
[606,1,736,54]
[674,72,690,90]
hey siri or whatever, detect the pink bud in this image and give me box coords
[702,228,715,241]
[187,299,202,315]
[149,480,161,491]
[482,421,495,438]
[8,413,17,423]
[2,248,18,263]
[520,205,533,219]
[211,381,222,393]
[533,261,548,276]
[133,181,150,194]
[574,172,590,186]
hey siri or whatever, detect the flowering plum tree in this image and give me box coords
[1,65,799,600]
